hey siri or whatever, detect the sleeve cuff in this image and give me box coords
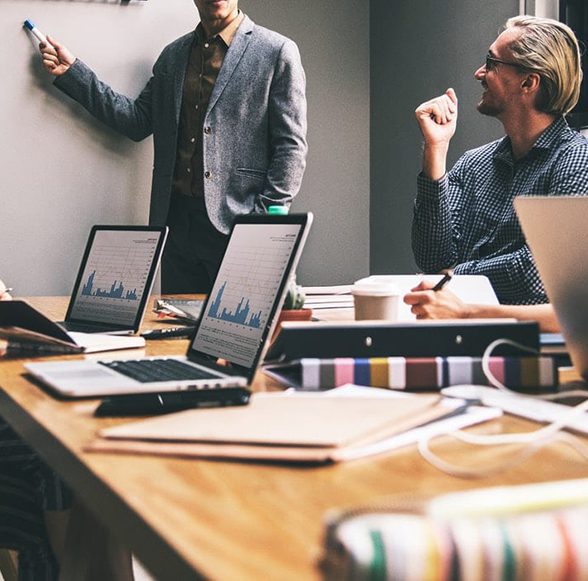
[416,171,447,200]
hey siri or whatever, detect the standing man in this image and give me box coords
[40,0,307,293]
[412,16,588,305]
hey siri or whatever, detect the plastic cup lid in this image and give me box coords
[351,278,400,296]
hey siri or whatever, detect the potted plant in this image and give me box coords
[273,277,313,339]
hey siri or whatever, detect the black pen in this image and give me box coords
[431,270,453,292]
[141,326,196,339]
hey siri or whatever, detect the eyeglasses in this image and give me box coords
[484,54,522,71]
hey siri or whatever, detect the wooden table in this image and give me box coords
[1,297,588,580]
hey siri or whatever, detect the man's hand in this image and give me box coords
[403,279,470,320]
[40,35,76,76]
[0,279,12,301]
[415,88,458,180]
[415,88,458,146]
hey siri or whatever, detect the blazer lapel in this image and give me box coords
[206,17,255,115]
[172,34,194,126]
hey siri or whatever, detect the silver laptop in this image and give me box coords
[25,213,313,398]
[58,225,168,334]
[514,196,588,380]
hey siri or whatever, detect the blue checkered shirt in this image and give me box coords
[412,117,588,304]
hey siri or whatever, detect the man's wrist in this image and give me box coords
[422,143,449,181]
[461,303,477,319]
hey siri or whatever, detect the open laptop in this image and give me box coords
[25,213,313,397]
[57,225,168,334]
[514,196,588,380]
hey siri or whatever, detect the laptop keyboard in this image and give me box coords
[63,322,123,334]
[99,359,219,383]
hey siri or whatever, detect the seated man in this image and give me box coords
[412,15,588,305]
[404,280,559,332]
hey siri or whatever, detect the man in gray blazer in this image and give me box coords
[39,0,307,293]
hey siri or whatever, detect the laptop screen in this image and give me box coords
[65,226,168,330]
[190,214,312,373]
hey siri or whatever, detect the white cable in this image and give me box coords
[454,398,588,445]
[481,338,588,400]
[418,431,588,479]
[481,338,538,391]
[418,337,588,478]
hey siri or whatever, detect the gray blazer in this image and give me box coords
[54,16,307,233]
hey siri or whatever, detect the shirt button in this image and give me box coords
[187,168,191,173]
[204,43,210,48]
[195,105,199,110]
[204,127,211,135]
[190,137,196,143]
[205,171,212,179]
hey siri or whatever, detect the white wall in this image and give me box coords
[1,0,193,295]
[0,0,370,295]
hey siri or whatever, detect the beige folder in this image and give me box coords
[89,393,448,464]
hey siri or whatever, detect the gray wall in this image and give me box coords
[246,0,370,286]
[370,0,520,274]
[0,0,370,295]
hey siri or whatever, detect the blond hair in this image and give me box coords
[505,15,582,116]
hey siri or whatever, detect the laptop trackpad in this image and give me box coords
[28,361,138,392]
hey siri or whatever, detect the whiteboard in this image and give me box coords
[0,0,197,295]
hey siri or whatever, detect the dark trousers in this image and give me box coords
[162,195,229,294]
[0,418,72,581]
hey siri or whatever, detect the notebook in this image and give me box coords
[25,213,313,398]
[514,196,588,381]
[57,225,168,334]
[91,392,450,464]
[0,300,145,354]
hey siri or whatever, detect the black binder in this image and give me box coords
[265,320,540,362]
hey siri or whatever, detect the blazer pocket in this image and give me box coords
[236,167,267,181]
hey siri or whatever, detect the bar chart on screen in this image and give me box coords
[193,223,301,367]
[69,230,160,323]
[208,282,263,328]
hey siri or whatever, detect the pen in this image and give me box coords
[141,326,196,340]
[431,270,453,292]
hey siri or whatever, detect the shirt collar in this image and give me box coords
[532,116,569,150]
[493,116,569,164]
[195,10,245,48]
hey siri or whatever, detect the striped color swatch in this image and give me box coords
[325,506,588,581]
[296,356,557,391]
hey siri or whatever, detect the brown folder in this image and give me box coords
[88,393,448,464]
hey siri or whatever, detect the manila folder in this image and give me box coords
[91,393,446,464]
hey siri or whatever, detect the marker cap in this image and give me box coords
[268,205,289,215]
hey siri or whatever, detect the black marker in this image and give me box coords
[431,270,453,292]
[141,326,196,340]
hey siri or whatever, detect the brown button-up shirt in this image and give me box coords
[172,12,244,198]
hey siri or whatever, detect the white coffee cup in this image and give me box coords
[352,278,400,321]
